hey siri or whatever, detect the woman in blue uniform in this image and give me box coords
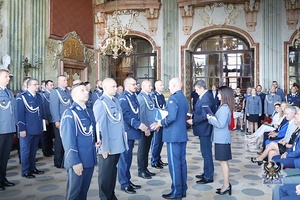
[207,86,235,195]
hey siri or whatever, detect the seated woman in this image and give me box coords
[250,126,299,165]
[272,108,300,169]
[249,102,283,139]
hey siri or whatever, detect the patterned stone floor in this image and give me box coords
[0,129,273,200]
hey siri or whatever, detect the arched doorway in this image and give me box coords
[108,36,157,87]
[190,31,255,93]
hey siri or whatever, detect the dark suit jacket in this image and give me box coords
[209,90,220,114]
[192,91,213,137]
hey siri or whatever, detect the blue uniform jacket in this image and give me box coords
[60,102,97,170]
[16,90,44,135]
[137,91,156,128]
[40,90,52,122]
[208,104,232,144]
[192,91,213,137]
[257,92,266,114]
[264,94,282,115]
[210,90,220,114]
[161,90,188,143]
[286,93,300,107]
[119,90,142,140]
[93,94,128,154]
[86,91,93,109]
[92,89,103,105]
[151,91,166,109]
[50,86,72,123]
[245,95,262,115]
[286,131,300,168]
[276,88,285,102]
[0,87,16,134]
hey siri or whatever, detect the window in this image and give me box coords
[192,34,254,92]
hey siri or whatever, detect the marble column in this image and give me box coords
[162,0,179,85]
[261,0,283,90]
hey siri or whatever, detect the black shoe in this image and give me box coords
[152,163,163,169]
[138,172,152,179]
[195,173,204,179]
[159,160,168,166]
[54,164,64,168]
[130,182,141,189]
[146,169,156,176]
[0,183,5,191]
[121,185,136,194]
[22,173,35,179]
[162,192,182,199]
[1,179,15,187]
[43,153,52,157]
[31,169,44,175]
[216,183,231,195]
[196,178,213,184]
[250,157,264,166]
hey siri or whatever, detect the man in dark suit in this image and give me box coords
[118,77,149,194]
[93,78,128,199]
[187,80,214,184]
[151,77,188,199]
[210,84,220,114]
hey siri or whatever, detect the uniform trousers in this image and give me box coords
[137,132,153,173]
[166,142,187,197]
[66,166,94,200]
[272,155,295,169]
[41,123,54,156]
[0,133,14,182]
[118,139,135,188]
[279,184,300,200]
[98,154,120,200]
[19,134,40,174]
[151,129,163,165]
[199,136,214,180]
[53,124,64,167]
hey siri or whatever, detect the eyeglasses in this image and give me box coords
[129,83,137,86]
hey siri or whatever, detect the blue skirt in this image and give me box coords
[215,143,232,161]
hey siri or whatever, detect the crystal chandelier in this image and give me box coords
[99,7,138,59]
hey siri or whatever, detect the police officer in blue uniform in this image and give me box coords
[17,78,45,179]
[0,69,16,190]
[40,80,54,157]
[50,75,72,168]
[93,78,128,200]
[60,82,97,200]
[151,80,167,169]
[137,80,156,179]
[256,85,266,126]
[84,81,93,109]
[118,77,149,194]
[286,86,300,107]
[92,79,103,105]
[151,77,188,199]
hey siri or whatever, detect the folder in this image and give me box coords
[202,105,214,116]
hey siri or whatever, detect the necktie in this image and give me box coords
[148,94,153,102]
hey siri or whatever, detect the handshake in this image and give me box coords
[138,121,162,136]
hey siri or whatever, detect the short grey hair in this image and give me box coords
[194,80,206,90]
[285,105,297,114]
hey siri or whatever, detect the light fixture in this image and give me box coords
[99,1,138,59]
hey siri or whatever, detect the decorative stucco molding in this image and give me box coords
[180,5,194,35]
[285,0,300,30]
[201,3,242,26]
[145,8,159,36]
[244,0,259,32]
[95,12,107,40]
[0,0,3,38]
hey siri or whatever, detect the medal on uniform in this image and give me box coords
[2,100,5,105]
[113,112,117,117]
[83,126,87,132]
[64,98,67,101]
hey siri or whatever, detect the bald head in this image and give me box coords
[155,80,164,93]
[169,77,182,94]
[141,80,153,93]
[103,78,117,97]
